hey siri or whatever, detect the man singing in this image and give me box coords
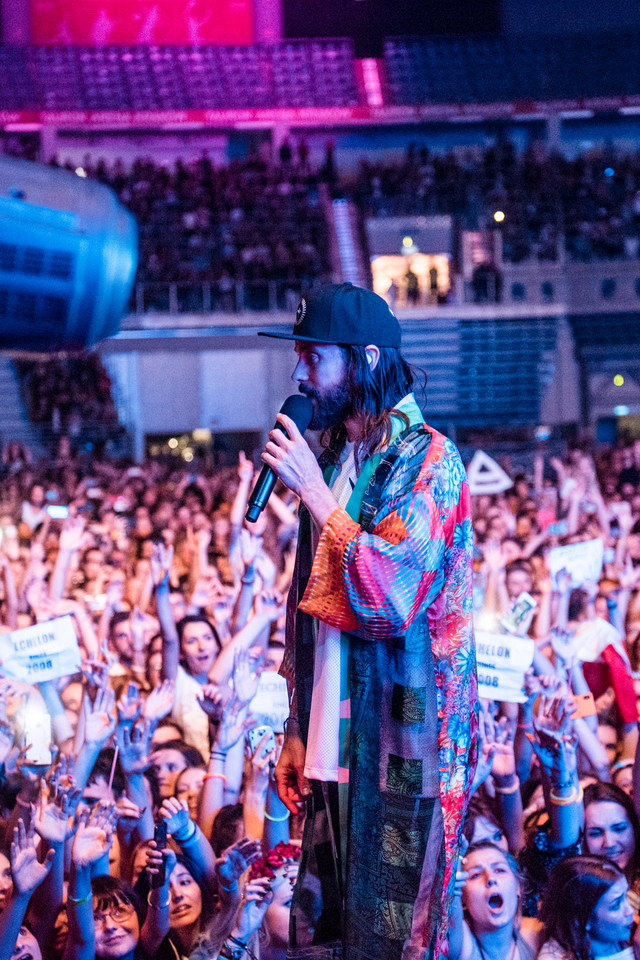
[258,282,478,960]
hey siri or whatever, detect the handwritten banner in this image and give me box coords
[249,671,289,734]
[475,630,534,703]
[0,615,81,684]
[548,537,604,589]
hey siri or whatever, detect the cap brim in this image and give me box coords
[257,331,342,344]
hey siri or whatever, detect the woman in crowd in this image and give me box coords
[538,856,637,960]
[583,782,640,909]
[448,841,544,960]
[0,416,639,958]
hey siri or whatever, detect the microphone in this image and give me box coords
[245,394,313,523]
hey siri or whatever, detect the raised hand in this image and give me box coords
[59,517,85,553]
[159,797,192,838]
[239,528,262,569]
[117,686,142,725]
[116,717,152,776]
[115,796,146,832]
[210,694,249,754]
[142,680,175,726]
[487,717,517,785]
[254,588,286,623]
[71,802,117,869]
[483,540,505,575]
[84,687,116,746]
[197,684,224,724]
[217,836,262,890]
[145,841,176,884]
[11,818,55,897]
[33,774,81,845]
[232,649,262,707]
[237,450,254,485]
[210,586,235,631]
[150,542,174,588]
[234,876,273,940]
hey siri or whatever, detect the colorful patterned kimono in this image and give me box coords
[282,416,478,960]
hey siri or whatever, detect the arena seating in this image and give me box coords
[0,42,359,111]
[383,34,640,105]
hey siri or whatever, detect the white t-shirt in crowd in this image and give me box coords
[171,663,210,761]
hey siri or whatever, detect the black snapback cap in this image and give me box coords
[258,282,401,348]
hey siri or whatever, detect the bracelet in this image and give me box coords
[263,808,289,822]
[147,891,169,909]
[204,772,226,782]
[68,892,92,905]
[219,880,239,893]
[517,721,533,730]
[549,784,583,806]
[211,751,227,762]
[173,821,197,845]
[494,777,520,795]
[230,935,258,960]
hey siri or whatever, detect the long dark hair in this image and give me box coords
[539,855,624,960]
[583,780,640,883]
[320,344,421,468]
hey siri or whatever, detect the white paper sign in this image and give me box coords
[0,615,81,684]
[249,671,290,733]
[548,537,604,589]
[475,630,534,703]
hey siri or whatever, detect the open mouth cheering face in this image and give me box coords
[462,846,519,932]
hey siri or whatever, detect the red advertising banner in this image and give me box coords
[4,96,640,132]
[30,1,254,46]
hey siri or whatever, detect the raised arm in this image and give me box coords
[151,543,179,682]
[0,819,55,960]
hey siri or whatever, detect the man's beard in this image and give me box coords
[300,379,352,430]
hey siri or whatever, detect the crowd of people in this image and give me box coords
[16,354,121,447]
[57,142,640,293]
[9,133,640,295]
[55,151,332,304]
[352,141,640,264]
[0,424,637,958]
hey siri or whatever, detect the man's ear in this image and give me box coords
[364,344,380,371]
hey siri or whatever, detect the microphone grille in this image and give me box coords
[280,394,313,433]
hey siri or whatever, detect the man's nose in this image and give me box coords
[292,359,307,383]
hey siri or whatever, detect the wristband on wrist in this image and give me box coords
[219,880,239,893]
[549,784,583,806]
[230,935,259,960]
[204,772,226,782]
[147,891,170,908]
[173,821,197,845]
[68,891,92,905]
[211,751,227,761]
[494,776,520,795]
[263,807,289,822]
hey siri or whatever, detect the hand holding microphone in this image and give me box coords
[245,395,313,523]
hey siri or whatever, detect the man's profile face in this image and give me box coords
[293,342,351,430]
